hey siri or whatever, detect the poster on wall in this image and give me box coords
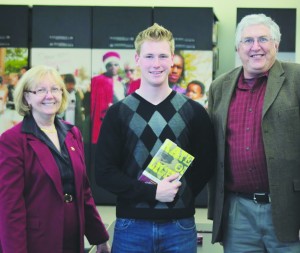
[90,6,152,204]
[154,7,218,207]
[154,7,218,108]
[168,50,213,106]
[31,5,92,148]
[235,8,296,66]
[0,5,29,135]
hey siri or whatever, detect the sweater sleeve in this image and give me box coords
[187,103,216,197]
[95,104,157,203]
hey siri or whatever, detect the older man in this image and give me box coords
[208,13,300,252]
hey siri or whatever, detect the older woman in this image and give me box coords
[0,65,110,253]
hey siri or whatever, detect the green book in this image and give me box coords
[139,139,195,184]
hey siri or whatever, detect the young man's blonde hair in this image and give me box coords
[14,65,69,116]
[134,23,175,55]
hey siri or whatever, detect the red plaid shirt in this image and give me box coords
[225,73,269,193]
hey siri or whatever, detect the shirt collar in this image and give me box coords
[238,71,269,90]
[22,114,73,137]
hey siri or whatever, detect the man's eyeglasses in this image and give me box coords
[125,69,134,73]
[25,87,63,96]
[240,36,273,47]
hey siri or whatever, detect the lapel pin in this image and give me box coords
[70,146,75,151]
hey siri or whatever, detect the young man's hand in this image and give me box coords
[155,174,181,202]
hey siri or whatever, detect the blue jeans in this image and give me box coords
[112,217,197,253]
[223,193,300,253]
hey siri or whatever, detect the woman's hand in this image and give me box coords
[96,241,111,253]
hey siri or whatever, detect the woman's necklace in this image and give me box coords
[40,127,57,134]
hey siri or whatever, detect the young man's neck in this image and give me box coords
[136,82,172,105]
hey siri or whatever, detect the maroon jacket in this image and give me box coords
[0,122,109,253]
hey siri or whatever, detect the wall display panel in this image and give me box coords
[235,8,296,66]
[31,6,92,90]
[92,6,152,49]
[0,5,29,135]
[0,5,29,48]
[153,7,217,51]
[31,5,93,169]
[31,5,92,48]
[153,7,217,105]
[91,6,152,204]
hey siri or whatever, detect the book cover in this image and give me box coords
[139,139,195,184]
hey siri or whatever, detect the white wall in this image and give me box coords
[1,0,299,77]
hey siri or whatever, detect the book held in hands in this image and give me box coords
[138,139,195,184]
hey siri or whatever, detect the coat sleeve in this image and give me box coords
[0,130,28,253]
[207,81,217,220]
[83,174,109,244]
[71,126,109,245]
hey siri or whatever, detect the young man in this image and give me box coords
[208,14,300,252]
[95,23,215,253]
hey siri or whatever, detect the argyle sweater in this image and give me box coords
[95,91,215,220]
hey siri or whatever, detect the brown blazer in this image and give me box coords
[0,120,109,253]
[207,60,300,243]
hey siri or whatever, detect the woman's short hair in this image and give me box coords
[235,13,281,50]
[14,65,69,116]
[134,23,175,55]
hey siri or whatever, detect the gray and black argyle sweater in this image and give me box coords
[96,90,215,220]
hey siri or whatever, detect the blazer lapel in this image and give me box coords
[263,60,285,117]
[28,136,63,196]
[220,68,242,135]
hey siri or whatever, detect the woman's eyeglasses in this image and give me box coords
[25,87,63,96]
